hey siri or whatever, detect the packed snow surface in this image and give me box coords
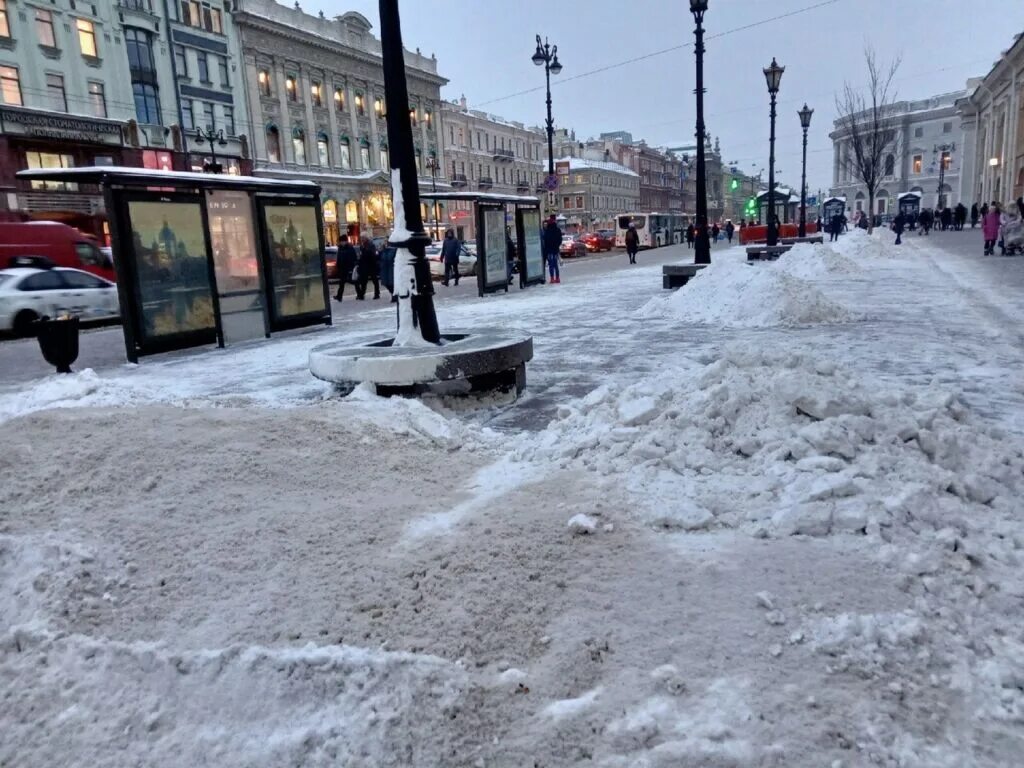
[3,230,1024,766]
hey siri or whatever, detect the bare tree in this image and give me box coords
[835,48,902,233]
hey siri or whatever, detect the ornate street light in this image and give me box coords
[763,57,784,246]
[194,126,228,174]
[532,34,562,188]
[797,103,813,238]
[425,153,441,240]
[690,0,711,264]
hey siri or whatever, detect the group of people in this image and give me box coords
[887,197,1024,253]
[333,234,393,303]
[677,220,736,250]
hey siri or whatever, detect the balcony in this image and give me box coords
[492,148,515,163]
[477,177,493,190]
[451,173,468,188]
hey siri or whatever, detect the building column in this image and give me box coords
[275,59,292,163]
[244,53,267,162]
[325,83,341,170]
[300,66,317,167]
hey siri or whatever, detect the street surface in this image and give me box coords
[0,246,687,388]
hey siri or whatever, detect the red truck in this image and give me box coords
[0,222,115,282]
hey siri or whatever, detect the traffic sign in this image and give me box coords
[544,173,559,191]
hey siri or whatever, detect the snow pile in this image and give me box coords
[521,344,1023,539]
[834,228,895,259]
[638,256,858,327]
[775,241,864,280]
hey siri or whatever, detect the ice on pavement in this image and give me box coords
[4,230,1024,766]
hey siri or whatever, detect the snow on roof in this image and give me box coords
[554,157,637,177]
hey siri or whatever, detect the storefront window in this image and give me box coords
[142,150,173,171]
[261,204,325,319]
[26,152,76,191]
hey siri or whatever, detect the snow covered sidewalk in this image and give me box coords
[2,231,1024,767]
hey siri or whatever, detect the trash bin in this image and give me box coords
[36,316,80,374]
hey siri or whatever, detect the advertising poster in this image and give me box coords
[207,190,266,342]
[262,204,326,319]
[483,208,506,286]
[126,200,214,340]
[521,210,543,281]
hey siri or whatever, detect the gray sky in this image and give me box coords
[300,0,1024,195]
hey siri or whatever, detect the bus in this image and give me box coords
[615,213,687,249]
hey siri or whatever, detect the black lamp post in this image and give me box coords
[380,0,439,344]
[797,103,813,238]
[194,126,228,174]
[532,34,562,186]
[934,142,955,211]
[690,0,711,264]
[425,153,440,240]
[763,57,784,246]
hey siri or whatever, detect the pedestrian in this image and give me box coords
[685,222,695,249]
[982,201,1001,255]
[333,234,358,302]
[711,222,720,244]
[970,202,980,229]
[941,207,952,232]
[892,210,905,245]
[624,222,640,264]
[505,227,516,285]
[829,213,842,242]
[955,202,967,231]
[543,214,562,283]
[379,244,397,303]
[441,228,461,286]
[355,235,380,299]
[725,220,735,244]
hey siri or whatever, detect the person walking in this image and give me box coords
[892,210,905,245]
[625,222,640,264]
[982,202,1001,255]
[941,207,953,231]
[711,222,720,244]
[441,229,461,287]
[955,202,967,231]
[505,227,517,285]
[543,215,562,283]
[970,202,980,229]
[379,244,397,303]
[685,222,696,249]
[355,236,380,299]
[919,208,932,236]
[829,212,842,242]
[725,220,735,244]
[333,235,358,302]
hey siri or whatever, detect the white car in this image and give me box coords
[0,267,119,336]
[426,241,477,279]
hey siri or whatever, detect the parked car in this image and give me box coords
[560,235,588,258]
[0,222,115,282]
[580,230,614,252]
[0,267,119,336]
[425,241,477,278]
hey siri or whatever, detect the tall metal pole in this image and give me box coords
[379,0,439,344]
[545,59,554,177]
[799,125,809,238]
[767,90,779,246]
[692,5,711,264]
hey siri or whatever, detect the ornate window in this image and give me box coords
[266,124,281,163]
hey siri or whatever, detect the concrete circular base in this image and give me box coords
[309,329,534,397]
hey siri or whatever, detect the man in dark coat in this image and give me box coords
[542,215,562,283]
[725,220,735,244]
[333,235,358,302]
[829,213,843,242]
[624,222,640,264]
[441,229,461,287]
[971,203,980,228]
[893,211,905,245]
[711,223,720,244]
[685,223,696,249]
[355,236,380,300]
[379,245,397,302]
[940,207,953,231]
[955,202,967,231]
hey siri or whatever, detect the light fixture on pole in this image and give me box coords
[425,153,441,240]
[194,126,229,174]
[797,103,813,238]
[690,0,711,264]
[933,142,955,211]
[532,34,562,192]
[763,57,784,246]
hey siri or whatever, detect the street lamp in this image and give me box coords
[379,0,439,344]
[934,142,955,210]
[532,34,562,189]
[425,153,441,240]
[193,126,228,174]
[763,57,784,246]
[797,103,813,238]
[690,0,711,264]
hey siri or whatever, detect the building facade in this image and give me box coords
[233,1,446,242]
[957,33,1024,206]
[0,0,250,240]
[552,155,639,230]
[829,90,967,217]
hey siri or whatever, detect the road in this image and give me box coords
[0,245,694,387]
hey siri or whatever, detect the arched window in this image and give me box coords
[380,144,389,171]
[359,137,370,169]
[316,132,330,167]
[885,154,895,176]
[292,126,306,165]
[339,137,351,170]
[266,124,281,163]
[415,148,422,174]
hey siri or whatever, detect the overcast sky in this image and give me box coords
[298,0,1024,194]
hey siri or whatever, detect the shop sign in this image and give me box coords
[0,107,121,143]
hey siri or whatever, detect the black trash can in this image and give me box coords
[36,316,80,374]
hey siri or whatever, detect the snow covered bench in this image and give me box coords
[662,263,708,289]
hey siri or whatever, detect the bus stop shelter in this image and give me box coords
[16,166,330,363]
[421,191,544,296]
